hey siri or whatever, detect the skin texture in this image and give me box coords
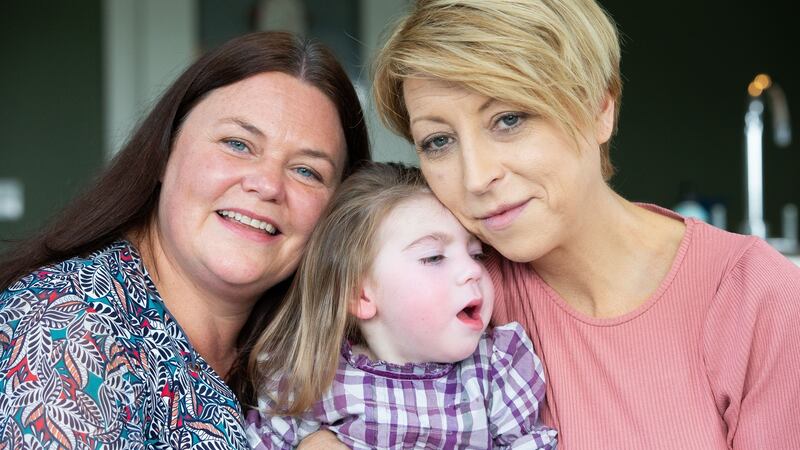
[403,78,685,319]
[141,72,347,376]
[402,78,612,264]
[353,194,494,364]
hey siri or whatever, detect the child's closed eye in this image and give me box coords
[471,252,486,262]
[420,255,444,265]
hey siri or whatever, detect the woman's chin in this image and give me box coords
[209,263,287,299]
[491,241,547,264]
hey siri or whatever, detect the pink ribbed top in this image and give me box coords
[488,206,800,450]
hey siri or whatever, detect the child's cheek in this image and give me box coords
[400,279,448,325]
[404,295,448,329]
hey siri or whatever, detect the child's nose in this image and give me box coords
[457,256,484,285]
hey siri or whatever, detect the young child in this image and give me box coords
[245,162,557,449]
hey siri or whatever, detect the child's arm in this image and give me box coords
[296,430,349,449]
[487,322,558,449]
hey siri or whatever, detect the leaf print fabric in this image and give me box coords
[0,241,249,449]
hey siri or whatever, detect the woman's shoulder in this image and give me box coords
[688,219,762,261]
[698,229,800,445]
[4,239,146,287]
[706,233,800,309]
[0,242,147,447]
[699,224,800,370]
[1,240,152,344]
[688,220,800,291]
[0,240,251,448]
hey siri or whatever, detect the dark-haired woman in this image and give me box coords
[0,31,370,449]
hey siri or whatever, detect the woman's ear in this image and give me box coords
[595,94,616,144]
[350,286,377,320]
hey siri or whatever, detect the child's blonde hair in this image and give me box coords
[372,0,622,180]
[247,162,429,415]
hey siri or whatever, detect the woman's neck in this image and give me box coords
[532,191,686,319]
[130,230,255,379]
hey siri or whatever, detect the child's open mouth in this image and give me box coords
[457,299,484,330]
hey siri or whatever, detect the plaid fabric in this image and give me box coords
[247,322,557,449]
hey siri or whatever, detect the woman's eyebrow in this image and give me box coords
[477,98,497,113]
[410,98,498,127]
[219,117,265,137]
[410,115,448,127]
[297,148,337,170]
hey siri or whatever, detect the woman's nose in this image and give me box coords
[460,136,503,195]
[241,162,285,202]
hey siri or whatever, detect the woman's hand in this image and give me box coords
[297,430,348,449]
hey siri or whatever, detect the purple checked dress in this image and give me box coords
[246,322,557,449]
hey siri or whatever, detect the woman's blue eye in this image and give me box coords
[499,114,520,128]
[295,167,321,181]
[419,135,453,154]
[432,136,449,148]
[225,139,249,153]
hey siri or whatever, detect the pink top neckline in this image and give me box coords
[530,203,696,327]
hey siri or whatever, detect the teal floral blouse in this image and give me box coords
[0,241,249,449]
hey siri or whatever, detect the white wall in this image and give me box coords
[102,0,416,164]
[359,0,417,165]
[103,0,198,157]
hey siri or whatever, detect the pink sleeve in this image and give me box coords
[703,239,800,449]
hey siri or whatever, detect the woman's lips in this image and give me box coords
[480,199,530,231]
[216,210,281,243]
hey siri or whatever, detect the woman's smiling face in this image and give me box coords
[155,71,347,301]
[403,78,614,262]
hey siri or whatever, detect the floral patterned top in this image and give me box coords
[0,240,249,449]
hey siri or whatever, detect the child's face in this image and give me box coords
[361,194,494,364]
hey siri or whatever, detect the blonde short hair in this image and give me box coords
[373,0,622,179]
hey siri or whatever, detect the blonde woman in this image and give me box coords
[367,0,800,449]
[246,162,557,449]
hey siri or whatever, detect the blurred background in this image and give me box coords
[1,0,798,256]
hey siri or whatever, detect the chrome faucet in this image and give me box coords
[742,74,791,239]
